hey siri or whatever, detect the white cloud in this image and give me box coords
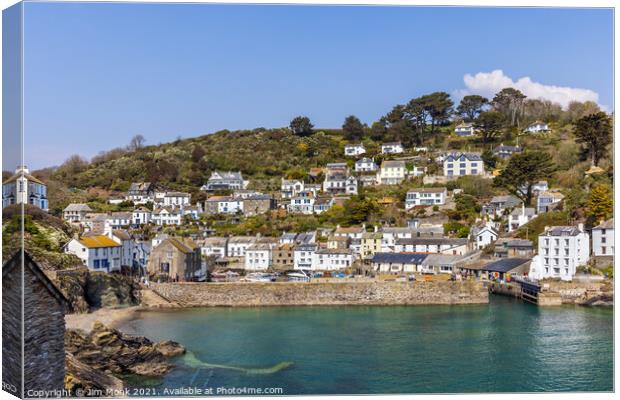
[454,69,599,109]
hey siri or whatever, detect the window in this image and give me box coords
[601,246,606,255]
[601,237,606,244]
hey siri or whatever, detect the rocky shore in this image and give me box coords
[64,321,185,396]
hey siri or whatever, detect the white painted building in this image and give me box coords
[529,225,589,281]
[471,225,499,250]
[63,203,93,223]
[107,229,134,268]
[65,235,122,272]
[245,243,275,270]
[163,192,191,207]
[151,207,182,225]
[454,122,475,137]
[394,238,469,255]
[524,121,550,134]
[313,249,354,271]
[508,205,537,232]
[355,157,378,172]
[592,219,614,257]
[132,207,152,225]
[344,143,366,157]
[443,153,484,177]
[288,191,316,214]
[281,179,305,199]
[381,142,404,154]
[200,237,228,258]
[378,160,406,185]
[293,244,318,270]
[405,188,447,209]
[227,236,258,258]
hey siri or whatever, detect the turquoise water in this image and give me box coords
[121,297,613,394]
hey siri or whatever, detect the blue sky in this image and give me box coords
[13,3,614,170]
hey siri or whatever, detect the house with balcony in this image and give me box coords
[2,166,49,211]
[524,121,550,134]
[493,144,522,159]
[355,157,378,172]
[454,122,475,137]
[202,171,248,191]
[378,160,406,185]
[381,142,404,154]
[405,188,447,209]
[63,203,93,223]
[344,143,366,157]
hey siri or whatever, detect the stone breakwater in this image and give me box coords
[149,280,488,307]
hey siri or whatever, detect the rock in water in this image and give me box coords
[65,321,185,393]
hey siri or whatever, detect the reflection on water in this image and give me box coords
[121,297,613,394]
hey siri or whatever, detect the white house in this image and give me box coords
[394,238,469,255]
[313,248,354,271]
[344,143,366,157]
[371,253,428,274]
[323,164,356,194]
[470,224,499,250]
[405,188,447,209]
[151,207,182,225]
[378,160,406,185]
[63,203,93,223]
[454,122,475,137]
[281,179,305,199]
[529,225,589,281]
[132,207,152,225]
[443,153,484,177]
[65,235,122,272]
[288,191,316,214]
[508,205,537,232]
[163,192,191,207]
[334,225,365,240]
[200,237,228,258]
[381,142,404,154]
[206,196,243,215]
[203,171,248,191]
[2,166,49,211]
[245,243,275,270]
[293,243,318,270]
[107,229,134,268]
[524,121,550,134]
[126,182,155,204]
[104,212,132,230]
[537,191,564,214]
[355,157,378,172]
[227,236,258,258]
[592,219,614,258]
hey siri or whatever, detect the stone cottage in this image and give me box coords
[2,251,69,397]
[147,237,202,282]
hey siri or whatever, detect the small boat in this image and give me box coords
[287,272,310,282]
[245,272,276,282]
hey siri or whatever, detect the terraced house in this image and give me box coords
[65,235,122,272]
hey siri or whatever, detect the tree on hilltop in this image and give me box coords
[491,88,526,128]
[342,115,365,141]
[289,116,314,136]
[456,95,488,121]
[128,134,146,151]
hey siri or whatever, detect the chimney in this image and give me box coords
[374,225,379,232]
[578,223,584,232]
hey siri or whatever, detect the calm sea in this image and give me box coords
[121,297,613,394]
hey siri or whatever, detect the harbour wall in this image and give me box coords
[149,280,489,307]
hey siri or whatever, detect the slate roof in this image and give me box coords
[63,203,93,212]
[396,238,468,246]
[541,226,583,237]
[593,219,614,230]
[371,252,429,264]
[482,258,531,273]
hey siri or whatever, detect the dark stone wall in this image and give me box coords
[2,255,66,398]
[23,264,66,393]
[2,260,23,397]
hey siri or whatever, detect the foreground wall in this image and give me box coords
[150,281,488,307]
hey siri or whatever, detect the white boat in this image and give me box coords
[245,272,276,282]
[287,271,310,282]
